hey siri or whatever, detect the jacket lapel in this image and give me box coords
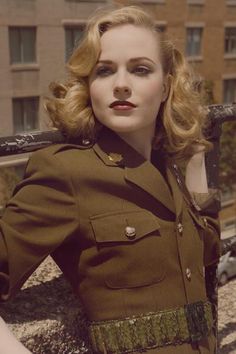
[93,128,175,214]
[124,160,175,213]
[166,163,184,218]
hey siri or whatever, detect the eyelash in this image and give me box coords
[95,66,152,77]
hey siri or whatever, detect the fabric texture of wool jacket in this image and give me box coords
[0,128,221,354]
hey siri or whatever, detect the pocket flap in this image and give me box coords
[90,209,160,243]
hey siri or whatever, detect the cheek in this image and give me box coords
[90,84,103,109]
[142,80,164,104]
[89,84,97,101]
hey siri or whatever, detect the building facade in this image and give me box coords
[0,0,235,233]
[0,0,236,137]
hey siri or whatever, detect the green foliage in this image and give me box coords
[200,80,216,105]
[200,79,235,192]
[219,120,236,192]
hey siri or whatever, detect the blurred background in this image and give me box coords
[0,0,235,353]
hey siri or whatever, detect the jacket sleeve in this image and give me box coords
[191,189,221,267]
[191,189,221,346]
[0,149,79,301]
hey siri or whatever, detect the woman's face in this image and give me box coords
[89,24,168,138]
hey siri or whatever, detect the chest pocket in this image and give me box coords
[90,209,166,289]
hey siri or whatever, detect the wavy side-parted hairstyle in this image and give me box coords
[45,5,211,160]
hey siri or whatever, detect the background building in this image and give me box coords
[0,0,236,137]
[0,0,235,236]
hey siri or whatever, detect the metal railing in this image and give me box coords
[0,103,235,353]
[0,102,236,212]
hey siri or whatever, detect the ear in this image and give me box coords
[161,75,170,102]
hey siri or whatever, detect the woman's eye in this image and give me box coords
[95,66,113,77]
[133,66,151,75]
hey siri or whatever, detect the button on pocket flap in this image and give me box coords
[90,210,160,243]
[187,208,205,229]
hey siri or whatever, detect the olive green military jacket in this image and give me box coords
[0,128,220,354]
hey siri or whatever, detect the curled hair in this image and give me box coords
[45,5,211,160]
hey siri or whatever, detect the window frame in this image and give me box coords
[65,0,106,2]
[187,0,205,5]
[226,0,236,6]
[223,78,236,103]
[9,26,37,65]
[224,26,236,57]
[64,23,86,61]
[135,0,165,3]
[185,25,204,59]
[12,97,39,134]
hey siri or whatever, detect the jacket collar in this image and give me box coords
[93,128,176,214]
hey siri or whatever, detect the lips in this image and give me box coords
[109,100,136,108]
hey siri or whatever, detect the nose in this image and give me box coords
[114,86,131,95]
[113,70,131,97]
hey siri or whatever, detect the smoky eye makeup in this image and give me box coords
[94,65,113,76]
[94,64,153,76]
[92,57,156,78]
[132,65,153,75]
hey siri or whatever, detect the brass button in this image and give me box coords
[177,223,183,234]
[203,218,208,227]
[82,139,91,145]
[125,226,136,239]
[186,268,192,280]
[108,153,123,164]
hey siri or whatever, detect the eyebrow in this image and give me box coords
[97,57,156,65]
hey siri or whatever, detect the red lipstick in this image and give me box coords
[109,100,136,110]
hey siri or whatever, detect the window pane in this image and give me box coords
[22,28,36,62]
[65,29,73,61]
[65,0,106,2]
[224,80,236,103]
[225,28,236,54]
[186,28,202,56]
[12,97,39,133]
[24,98,39,131]
[13,100,24,133]
[9,27,36,64]
[155,24,166,33]
[65,26,84,61]
[9,28,21,64]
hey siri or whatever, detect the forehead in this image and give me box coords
[99,24,160,62]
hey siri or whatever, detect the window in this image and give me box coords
[9,27,36,64]
[65,0,106,2]
[65,25,85,61]
[227,0,236,6]
[12,97,39,134]
[225,27,236,54]
[187,0,204,4]
[186,27,203,57]
[223,79,236,103]
[136,0,165,3]
[155,23,167,33]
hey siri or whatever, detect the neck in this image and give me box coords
[117,127,154,160]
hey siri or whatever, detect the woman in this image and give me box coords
[0,6,220,354]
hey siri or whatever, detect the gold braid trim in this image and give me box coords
[88,301,213,353]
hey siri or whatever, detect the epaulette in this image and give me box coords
[64,137,95,150]
[66,138,95,149]
[41,137,95,156]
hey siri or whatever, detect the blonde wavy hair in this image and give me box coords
[45,5,211,160]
